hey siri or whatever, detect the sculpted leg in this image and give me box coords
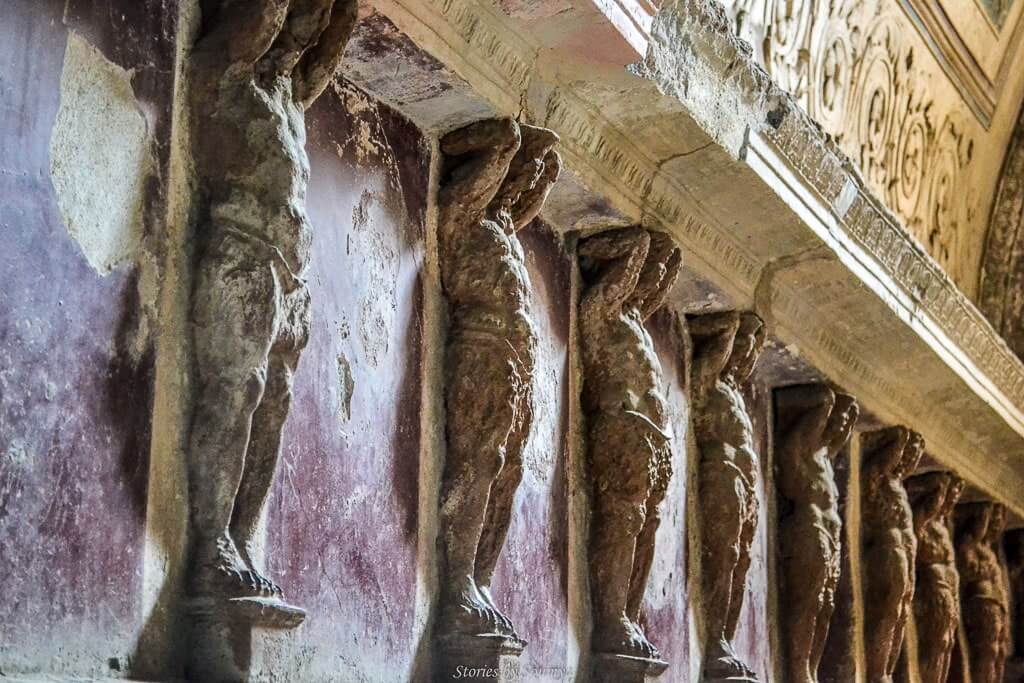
[188,236,276,598]
[781,521,830,683]
[863,544,909,681]
[810,550,840,678]
[726,486,758,640]
[700,452,749,673]
[474,371,532,636]
[439,340,518,637]
[230,343,304,595]
[589,414,655,658]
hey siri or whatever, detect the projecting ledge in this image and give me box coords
[348,0,1024,517]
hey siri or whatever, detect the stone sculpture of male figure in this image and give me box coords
[860,427,923,683]
[956,502,1011,683]
[690,310,766,681]
[774,384,859,683]
[578,227,683,666]
[187,0,358,614]
[905,472,963,683]
[435,118,561,643]
[1006,529,1024,659]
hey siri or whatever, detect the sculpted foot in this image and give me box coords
[236,539,284,597]
[593,616,661,660]
[477,583,518,638]
[192,534,277,599]
[440,577,515,638]
[704,639,756,679]
[630,621,662,660]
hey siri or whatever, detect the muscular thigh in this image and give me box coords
[445,337,521,463]
[193,236,277,373]
[589,412,657,504]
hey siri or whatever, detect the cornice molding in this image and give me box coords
[364,0,1024,514]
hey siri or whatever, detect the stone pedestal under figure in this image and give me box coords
[956,502,1011,683]
[690,310,766,682]
[578,227,683,681]
[774,384,859,683]
[905,472,963,683]
[860,427,924,683]
[434,117,561,671]
[186,1,357,679]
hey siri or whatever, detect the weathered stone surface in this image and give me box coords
[905,472,963,683]
[980,104,1024,360]
[184,0,357,676]
[578,227,682,669]
[361,0,1024,527]
[774,384,858,683]
[435,117,561,654]
[0,0,175,677]
[691,310,766,681]
[1006,529,1024,659]
[955,502,1011,683]
[860,426,923,683]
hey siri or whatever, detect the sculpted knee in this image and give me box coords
[241,367,268,407]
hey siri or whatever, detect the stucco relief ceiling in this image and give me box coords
[704,0,1024,300]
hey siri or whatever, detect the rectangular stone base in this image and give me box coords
[591,652,668,683]
[186,596,306,682]
[434,633,525,682]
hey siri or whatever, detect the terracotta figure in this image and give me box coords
[187,0,358,616]
[691,310,766,681]
[775,384,859,683]
[578,226,683,665]
[956,502,1011,683]
[435,117,561,643]
[860,427,923,683]
[906,472,963,683]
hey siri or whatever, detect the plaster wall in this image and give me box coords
[0,0,177,677]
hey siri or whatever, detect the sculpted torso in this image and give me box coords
[193,62,313,277]
[864,478,916,550]
[695,379,758,485]
[580,305,666,426]
[440,210,535,346]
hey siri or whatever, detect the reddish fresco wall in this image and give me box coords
[0,0,175,677]
[642,309,695,678]
[491,223,572,677]
[258,81,430,682]
[733,377,774,683]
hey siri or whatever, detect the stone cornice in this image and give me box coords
[362,0,1024,515]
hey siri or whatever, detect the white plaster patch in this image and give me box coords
[50,32,151,275]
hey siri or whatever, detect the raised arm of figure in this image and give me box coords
[908,473,948,534]
[688,311,741,394]
[825,393,859,457]
[862,427,910,479]
[295,0,359,108]
[775,385,835,495]
[511,151,562,231]
[898,432,925,477]
[439,118,522,222]
[195,0,291,66]
[634,232,683,320]
[578,227,650,319]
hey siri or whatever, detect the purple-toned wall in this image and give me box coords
[642,309,694,677]
[734,377,774,683]
[0,0,175,677]
[492,223,573,677]
[258,80,429,681]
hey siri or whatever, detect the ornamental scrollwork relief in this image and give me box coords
[723,0,978,287]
